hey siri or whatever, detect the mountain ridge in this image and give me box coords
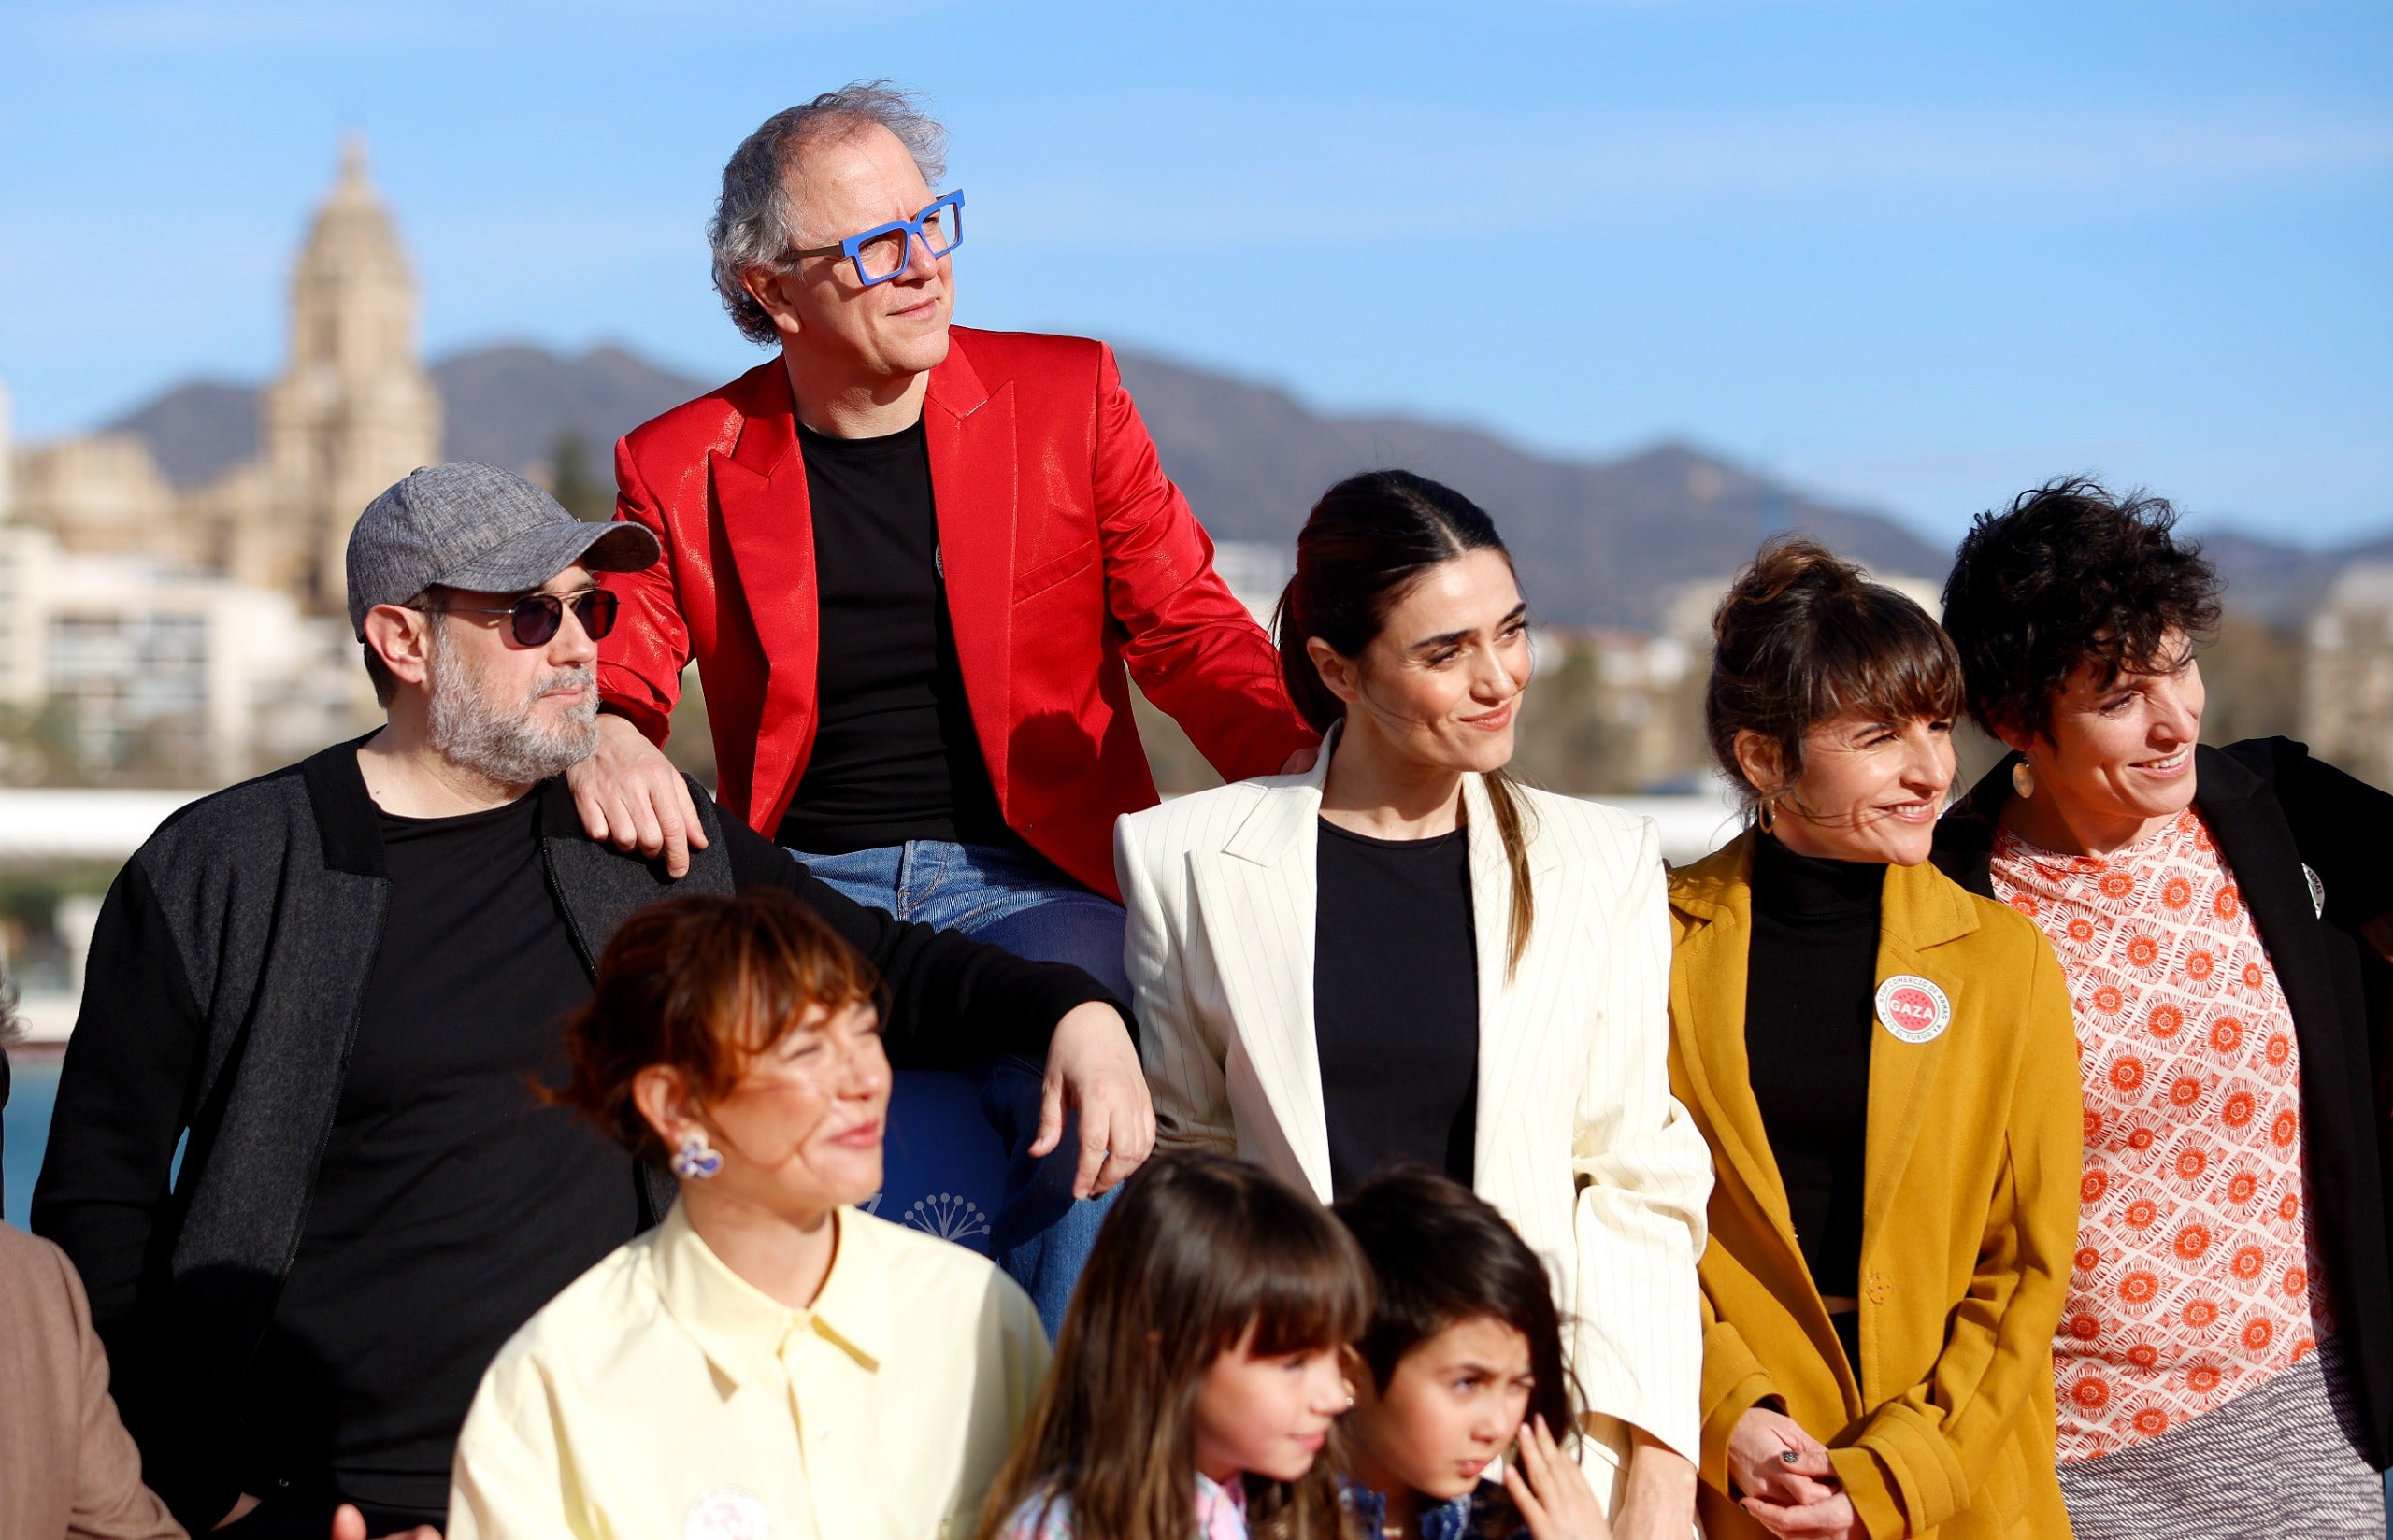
[101,342,2357,630]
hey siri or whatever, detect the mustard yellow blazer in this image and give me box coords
[1668,832,2082,1539]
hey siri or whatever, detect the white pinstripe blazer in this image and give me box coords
[1114,746,1714,1491]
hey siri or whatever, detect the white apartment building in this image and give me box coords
[2304,563,2393,792]
[0,521,365,782]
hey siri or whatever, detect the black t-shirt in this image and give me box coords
[1312,819,1480,1197]
[1743,831,1884,1302]
[240,795,638,1521]
[776,418,1004,854]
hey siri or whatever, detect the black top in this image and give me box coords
[776,418,1004,854]
[1744,831,1884,1302]
[239,796,637,1519]
[1935,738,2393,1466]
[1313,819,1480,1197]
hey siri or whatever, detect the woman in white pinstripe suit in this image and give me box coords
[1116,471,1713,1540]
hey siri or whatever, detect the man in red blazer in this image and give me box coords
[569,84,1315,1324]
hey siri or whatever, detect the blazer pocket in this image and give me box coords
[1012,537,1098,602]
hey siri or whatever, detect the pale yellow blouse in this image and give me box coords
[449,1203,1050,1540]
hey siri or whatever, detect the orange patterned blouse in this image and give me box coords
[1991,806,2328,1462]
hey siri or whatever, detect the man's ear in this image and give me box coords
[742,265,802,339]
[362,604,435,691]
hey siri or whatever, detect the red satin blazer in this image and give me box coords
[597,327,1314,901]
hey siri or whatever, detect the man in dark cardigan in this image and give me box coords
[32,464,1146,1537]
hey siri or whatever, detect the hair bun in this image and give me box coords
[1712,535,1865,649]
[1701,533,1963,809]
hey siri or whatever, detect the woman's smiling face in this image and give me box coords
[2013,630,2205,834]
[1310,549,1532,777]
[1743,707,1956,866]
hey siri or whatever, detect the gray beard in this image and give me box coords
[425,623,600,787]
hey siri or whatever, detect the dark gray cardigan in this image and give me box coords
[31,737,1115,1526]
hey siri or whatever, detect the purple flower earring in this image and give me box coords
[671,1133,724,1180]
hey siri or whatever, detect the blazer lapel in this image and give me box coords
[1858,863,1978,1250]
[1190,747,1337,1197]
[1463,775,1514,1187]
[1668,836,1803,1253]
[2194,748,2346,1085]
[709,364,815,818]
[923,343,1018,807]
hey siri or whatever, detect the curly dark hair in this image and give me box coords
[1940,478,2223,742]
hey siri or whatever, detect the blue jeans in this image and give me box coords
[789,837,1130,1336]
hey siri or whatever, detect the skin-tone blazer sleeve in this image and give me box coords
[1569,821,1714,1468]
[0,1228,186,1540]
[1117,810,1237,1156]
[1826,939,2082,1537]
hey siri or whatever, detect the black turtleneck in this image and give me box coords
[1745,832,1884,1302]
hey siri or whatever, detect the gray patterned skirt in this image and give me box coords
[2056,1335,2386,1538]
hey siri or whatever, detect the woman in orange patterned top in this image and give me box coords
[1935,478,2393,1537]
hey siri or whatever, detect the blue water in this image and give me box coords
[4,1053,60,1226]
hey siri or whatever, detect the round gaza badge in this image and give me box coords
[683,1488,771,1540]
[1875,975,1952,1045]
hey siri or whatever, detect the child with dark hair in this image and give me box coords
[1334,1166,1610,1540]
[977,1151,1373,1540]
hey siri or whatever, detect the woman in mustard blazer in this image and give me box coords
[1669,540,2082,1540]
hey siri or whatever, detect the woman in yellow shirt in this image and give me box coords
[1669,539,2081,1539]
[448,889,1050,1540]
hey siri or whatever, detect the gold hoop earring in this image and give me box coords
[1755,798,1778,833]
[2012,759,2036,800]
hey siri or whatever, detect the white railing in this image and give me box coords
[0,784,1749,1047]
[0,788,202,862]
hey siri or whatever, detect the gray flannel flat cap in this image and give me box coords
[347,463,661,638]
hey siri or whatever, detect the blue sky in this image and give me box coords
[1,1,2386,546]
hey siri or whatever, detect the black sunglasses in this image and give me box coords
[417,588,620,647]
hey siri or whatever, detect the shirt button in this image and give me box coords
[1865,1273,1891,1304]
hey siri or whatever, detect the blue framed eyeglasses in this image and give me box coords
[788,190,964,288]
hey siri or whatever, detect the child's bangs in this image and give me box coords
[1236,1224,1375,1358]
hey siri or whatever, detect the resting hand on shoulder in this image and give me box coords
[1503,1415,1612,1540]
[1032,1002,1155,1197]
[566,714,708,877]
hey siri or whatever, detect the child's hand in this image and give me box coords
[1501,1415,1612,1540]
